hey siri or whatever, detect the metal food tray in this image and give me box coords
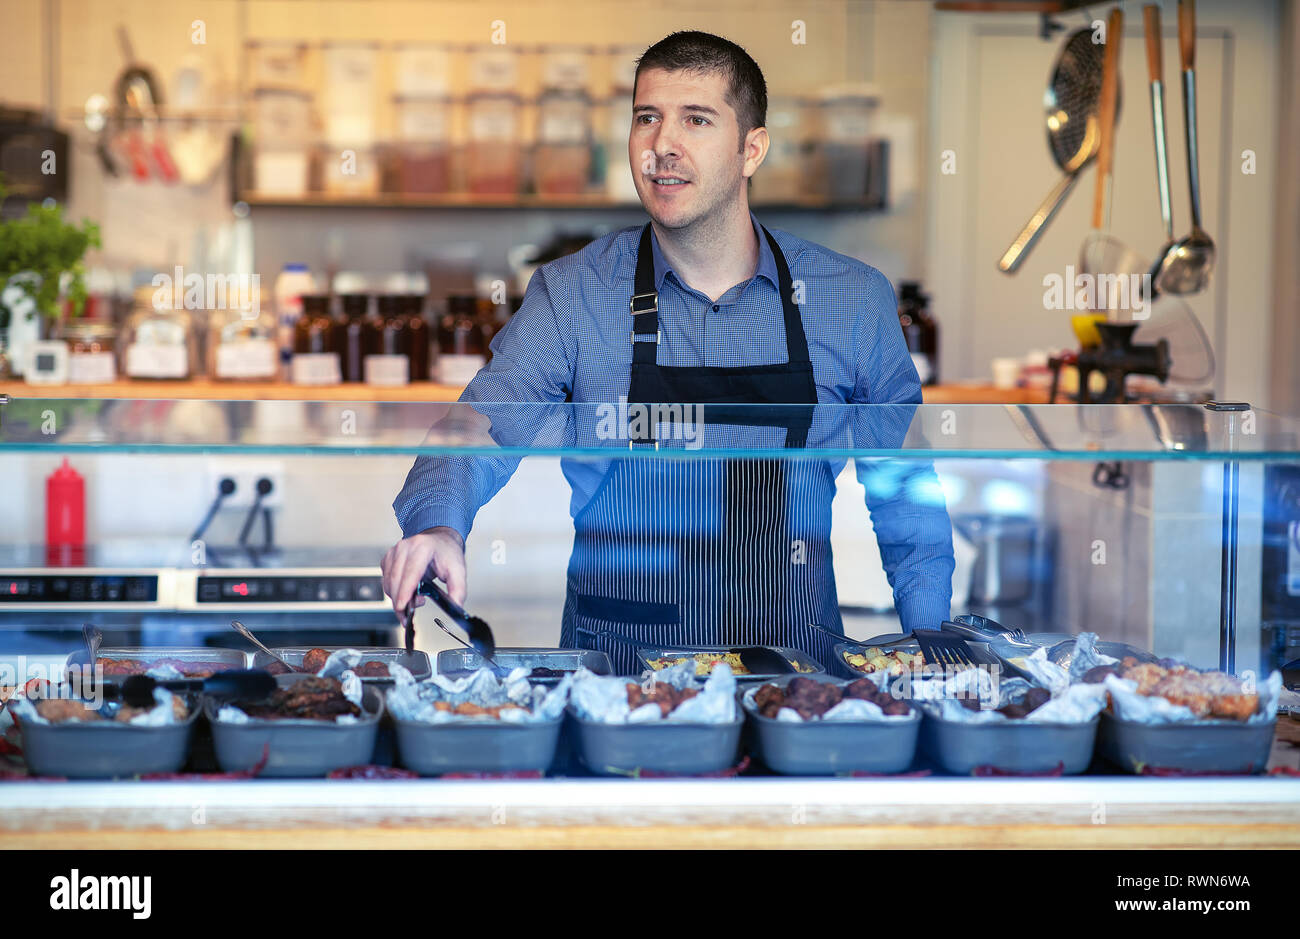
[568,706,744,776]
[394,713,563,776]
[831,639,923,681]
[250,647,431,683]
[437,647,611,683]
[741,674,920,775]
[1046,639,1158,668]
[65,647,249,685]
[919,713,1100,775]
[1097,712,1277,775]
[635,645,822,681]
[205,674,384,777]
[20,694,201,779]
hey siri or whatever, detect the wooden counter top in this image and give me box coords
[4,379,1048,405]
[1,776,1296,849]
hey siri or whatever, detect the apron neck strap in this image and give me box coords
[631,222,808,366]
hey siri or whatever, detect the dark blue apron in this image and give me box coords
[558,223,848,674]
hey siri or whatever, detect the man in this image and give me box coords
[383,31,954,673]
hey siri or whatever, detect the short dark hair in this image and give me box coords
[634,31,768,142]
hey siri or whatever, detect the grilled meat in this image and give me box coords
[626,681,699,717]
[754,677,911,719]
[1115,658,1259,721]
[238,676,360,720]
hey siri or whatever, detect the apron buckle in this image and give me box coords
[630,329,661,344]
[628,438,660,450]
[629,292,658,316]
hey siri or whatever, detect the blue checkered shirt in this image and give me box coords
[394,214,954,631]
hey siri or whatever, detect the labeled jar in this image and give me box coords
[121,285,196,380]
[435,294,486,385]
[291,294,342,385]
[364,294,410,386]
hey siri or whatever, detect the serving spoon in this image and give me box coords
[1155,0,1215,295]
[229,620,297,673]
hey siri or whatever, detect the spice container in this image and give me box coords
[394,43,453,97]
[751,96,807,203]
[321,41,380,145]
[434,294,486,385]
[535,89,592,195]
[61,320,117,383]
[207,306,277,381]
[539,45,592,93]
[290,293,341,385]
[807,84,879,202]
[246,40,308,90]
[336,293,371,383]
[465,93,522,195]
[364,294,411,386]
[468,45,518,93]
[391,95,452,194]
[121,285,197,379]
[251,88,313,198]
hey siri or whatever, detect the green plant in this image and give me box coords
[0,180,101,330]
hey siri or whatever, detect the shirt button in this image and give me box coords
[712,305,719,312]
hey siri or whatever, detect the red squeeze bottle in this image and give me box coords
[46,458,85,549]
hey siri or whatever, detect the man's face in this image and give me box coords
[629,67,766,230]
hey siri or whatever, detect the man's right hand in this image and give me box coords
[380,526,467,623]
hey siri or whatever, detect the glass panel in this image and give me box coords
[1,399,1296,460]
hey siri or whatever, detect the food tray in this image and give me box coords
[20,694,200,779]
[919,713,1099,775]
[1097,712,1276,775]
[250,646,431,683]
[1046,639,1157,668]
[831,640,923,681]
[65,647,248,684]
[205,674,383,777]
[568,707,744,776]
[437,647,611,683]
[394,714,562,776]
[634,645,822,681]
[741,674,920,775]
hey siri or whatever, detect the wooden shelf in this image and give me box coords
[236,191,885,212]
[4,378,1046,405]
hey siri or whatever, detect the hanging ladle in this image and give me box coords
[1154,0,1215,295]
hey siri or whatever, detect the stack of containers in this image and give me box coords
[321,41,382,195]
[464,44,523,195]
[806,83,879,203]
[603,44,641,203]
[534,45,594,195]
[751,95,809,204]
[247,40,312,196]
[390,43,454,194]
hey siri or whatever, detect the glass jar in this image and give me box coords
[364,295,411,385]
[391,95,452,194]
[291,294,341,385]
[337,293,371,382]
[807,85,879,202]
[61,320,117,383]
[435,294,486,385]
[121,285,197,380]
[402,294,430,382]
[465,93,522,196]
[207,305,277,381]
[535,89,592,196]
[751,96,807,204]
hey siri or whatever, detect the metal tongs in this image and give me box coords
[411,575,498,668]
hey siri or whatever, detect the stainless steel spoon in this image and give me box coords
[229,620,297,673]
[82,622,103,667]
[1142,4,1177,300]
[1156,0,1216,295]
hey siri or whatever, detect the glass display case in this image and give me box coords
[1,397,1297,847]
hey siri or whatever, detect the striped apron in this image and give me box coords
[558,223,848,675]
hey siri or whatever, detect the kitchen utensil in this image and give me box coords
[947,614,1030,645]
[418,576,497,662]
[913,628,980,669]
[81,623,102,669]
[998,28,1113,273]
[1080,8,1147,315]
[432,616,508,679]
[229,620,296,673]
[402,601,415,655]
[120,669,277,708]
[636,644,819,680]
[1143,4,1178,300]
[1155,0,1216,295]
[248,646,432,683]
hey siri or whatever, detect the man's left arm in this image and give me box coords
[850,268,955,632]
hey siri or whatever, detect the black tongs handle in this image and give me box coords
[418,576,497,661]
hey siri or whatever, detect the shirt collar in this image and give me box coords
[648,213,780,293]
